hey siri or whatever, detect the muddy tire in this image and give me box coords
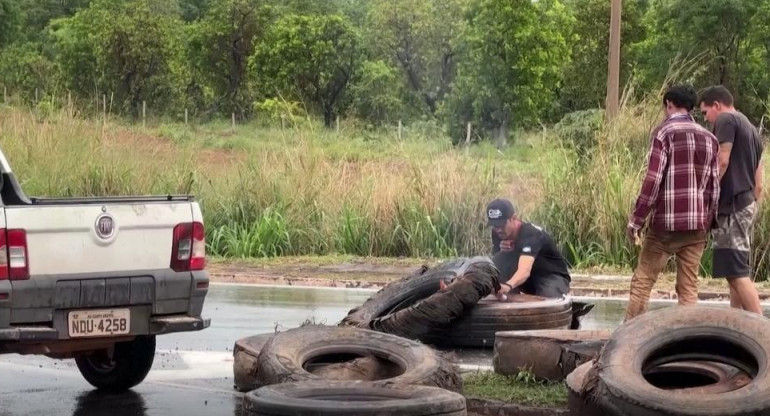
[367,259,499,340]
[242,381,467,416]
[255,325,462,392]
[422,295,573,348]
[493,329,611,381]
[590,306,770,416]
[340,257,494,328]
[75,335,155,392]
[233,333,276,392]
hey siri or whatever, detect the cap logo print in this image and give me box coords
[488,209,503,219]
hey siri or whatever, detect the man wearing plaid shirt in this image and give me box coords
[624,85,720,321]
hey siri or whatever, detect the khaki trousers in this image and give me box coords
[624,230,708,321]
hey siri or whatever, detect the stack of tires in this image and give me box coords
[568,306,768,416]
[340,257,589,348]
[235,325,469,415]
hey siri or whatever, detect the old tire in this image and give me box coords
[242,381,467,416]
[493,329,611,381]
[369,260,499,340]
[422,295,573,348]
[233,333,276,392]
[645,361,751,394]
[75,335,155,392]
[255,325,462,392]
[591,306,770,416]
[340,257,494,329]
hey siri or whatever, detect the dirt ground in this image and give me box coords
[207,257,770,301]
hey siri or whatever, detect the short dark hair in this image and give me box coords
[699,85,734,107]
[662,85,697,111]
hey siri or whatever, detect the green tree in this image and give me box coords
[444,0,573,145]
[635,0,769,119]
[559,0,648,113]
[18,0,90,42]
[0,0,22,46]
[187,0,270,117]
[350,60,405,124]
[179,0,211,21]
[0,43,58,102]
[366,0,466,116]
[251,14,361,127]
[52,0,185,116]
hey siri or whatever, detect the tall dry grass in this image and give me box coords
[0,105,515,259]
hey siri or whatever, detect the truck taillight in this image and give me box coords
[0,229,28,281]
[171,222,205,272]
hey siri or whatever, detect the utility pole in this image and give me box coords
[606,0,622,120]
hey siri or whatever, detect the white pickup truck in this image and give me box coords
[0,151,210,392]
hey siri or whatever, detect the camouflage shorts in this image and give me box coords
[712,201,757,279]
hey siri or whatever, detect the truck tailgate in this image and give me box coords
[2,201,207,327]
[5,202,193,275]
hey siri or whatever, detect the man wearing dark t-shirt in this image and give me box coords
[486,198,571,298]
[700,86,765,315]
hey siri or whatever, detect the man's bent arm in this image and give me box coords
[719,142,733,179]
[505,256,535,289]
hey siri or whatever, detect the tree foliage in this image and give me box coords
[52,0,185,115]
[2,0,770,134]
[251,14,360,127]
[366,0,466,116]
[187,0,271,117]
[444,0,573,145]
[559,0,648,113]
[0,0,22,47]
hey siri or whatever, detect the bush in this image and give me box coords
[553,109,603,161]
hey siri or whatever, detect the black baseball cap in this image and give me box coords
[486,198,516,227]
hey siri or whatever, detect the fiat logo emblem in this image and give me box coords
[95,213,115,239]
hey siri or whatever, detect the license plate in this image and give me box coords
[68,309,130,338]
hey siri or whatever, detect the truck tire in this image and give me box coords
[589,306,770,416]
[243,381,467,416]
[340,257,495,328]
[493,329,611,381]
[75,335,155,392]
[234,333,276,392]
[421,295,573,348]
[255,325,462,393]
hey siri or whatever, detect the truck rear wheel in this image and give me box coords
[75,335,156,392]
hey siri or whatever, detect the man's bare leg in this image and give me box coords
[729,277,763,314]
[729,284,743,309]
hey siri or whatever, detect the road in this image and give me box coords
[0,284,375,416]
[2,283,741,416]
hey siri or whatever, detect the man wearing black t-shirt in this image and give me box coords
[486,198,571,298]
[700,86,765,315]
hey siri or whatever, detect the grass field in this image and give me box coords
[3,97,769,280]
[0,104,555,260]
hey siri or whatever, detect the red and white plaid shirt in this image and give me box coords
[628,114,720,232]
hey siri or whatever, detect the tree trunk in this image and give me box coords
[495,118,509,149]
[323,106,334,128]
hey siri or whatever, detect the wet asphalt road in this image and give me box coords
[0,284,376,416]
[1,283,747,416]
